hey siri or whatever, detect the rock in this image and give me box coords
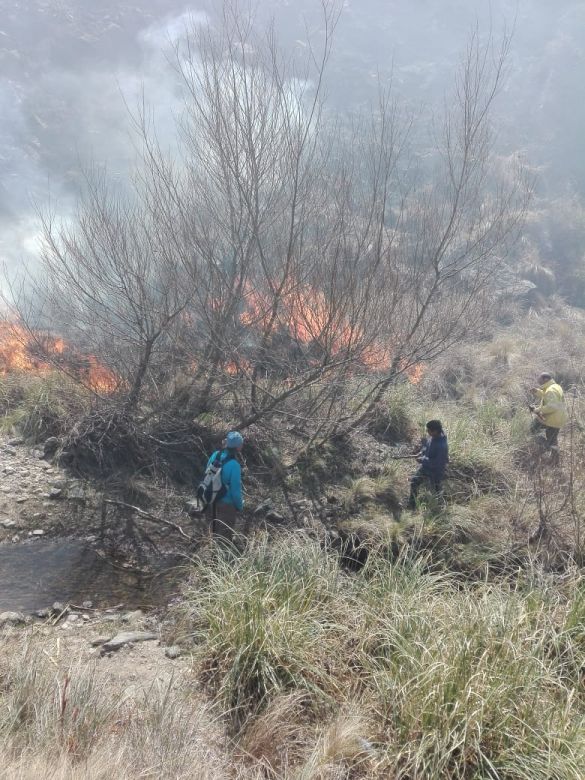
[121,609,144,623]
[67,614,79,622]
[32,449,44,460]
[164,645,182,659]
[15,497,27,504]
[90,636,110,647]
[101,631,158,653]
[68,485,85,501]
[48,488,63,499]
[82,600,93,609]
[43,437,59,457]
[2,445,17,457]
[2,466,15,475]
[51,479,68,489]
[254,499,273,516]
[7,437,24,446]
[1,519,17,528]
[265,510,285,523]
[35,608,50,619]
[184,499,201,515]
[51,601,67,614]
[292,498,311,509]
[31,529,45,536]
[0,611,26,625]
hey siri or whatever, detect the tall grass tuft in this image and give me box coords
[176,534,585,778]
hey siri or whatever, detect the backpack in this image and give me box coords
[195,451,232,510]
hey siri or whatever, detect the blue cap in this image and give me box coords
[226,431,244,448]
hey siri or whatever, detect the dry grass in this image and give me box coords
[169,534,585,779]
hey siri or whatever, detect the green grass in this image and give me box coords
[173,534,585,778]
[0,372,90,442]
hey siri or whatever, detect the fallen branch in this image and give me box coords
[104,499,194,541]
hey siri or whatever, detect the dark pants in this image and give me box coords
[407,468,444,509]
[530,419,560,448]
[210,502,238,542]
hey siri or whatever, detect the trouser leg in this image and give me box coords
[213,503,238,542]
[545,427,559,447]
[407,471,424,509]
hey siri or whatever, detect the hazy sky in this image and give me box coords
[1,0,584,272]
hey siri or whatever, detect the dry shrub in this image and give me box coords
[296,712,377,780]
[236,693,310,775]
[0,372,89,442]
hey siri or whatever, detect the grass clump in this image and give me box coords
[365,387,415,443]
[178,535,347,728]
[0,372,89,442]
[176,534,585,778]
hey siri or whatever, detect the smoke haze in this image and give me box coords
[0,0,584,271]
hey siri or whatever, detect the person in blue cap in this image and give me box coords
[207,430,244,540]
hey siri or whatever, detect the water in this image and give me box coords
[0,540,183,613]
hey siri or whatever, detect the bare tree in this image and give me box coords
[5,3,529,465]
[12,164,197,412]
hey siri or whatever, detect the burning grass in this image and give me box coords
[0,321,118,395]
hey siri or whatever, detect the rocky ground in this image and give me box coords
[0,435,85,543]
[0,604,187,677]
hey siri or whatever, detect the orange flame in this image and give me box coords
[0,322,118,393]
[239,282,425,382]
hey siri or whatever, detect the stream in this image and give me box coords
[0,540,183,613]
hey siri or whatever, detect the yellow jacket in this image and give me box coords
[535,380,568,429]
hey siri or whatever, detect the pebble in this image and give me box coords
[7,437,24,446]
[254,499,273,516]
[48,488,63,499]
[164,645,182,659]
[101,631,158,653]
[2,445,17,457]
[90,636,110,647]
[122,609,144,623]
[82,600,93,609]
[1,519,17,528]
[266,510,285,523]
[15,497,27,504]
[31,529,45,536]
[0,611,26,625]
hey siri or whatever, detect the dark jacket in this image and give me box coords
[419,433,449,478]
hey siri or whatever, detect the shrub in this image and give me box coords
[0,372,89,442]
[364,387,415,443]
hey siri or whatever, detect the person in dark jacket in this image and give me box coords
[406,420,449,510]
[206,430,244,541]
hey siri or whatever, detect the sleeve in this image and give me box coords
[228,460,243,511]
[421,440,435,465]
[537,390,554,418]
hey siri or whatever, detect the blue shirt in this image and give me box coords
[206,450,243,510]
[419,433,449,478]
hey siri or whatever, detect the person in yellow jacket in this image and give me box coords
[529,372,568,450]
